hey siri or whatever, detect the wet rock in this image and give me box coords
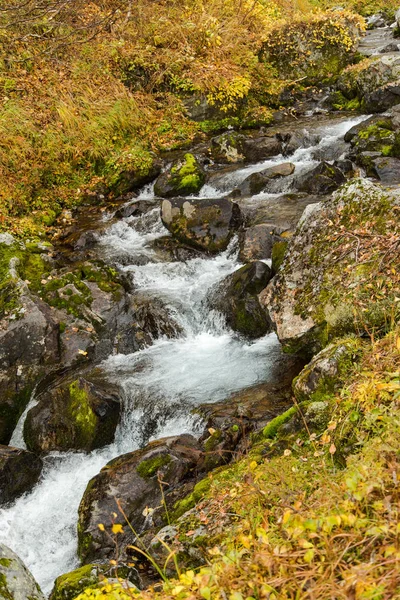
[235,163,295,197]
[151,236,203,262]
[154,154,205,198]
[24,374,121,453]
[364,81,400,113]
[379,43,400,53]
[0,544,45,600]
[241,136,283,162]
[238,224,281,262]
[110,157,161,197]
[369,156,400,184]
[366,13,390,29]
[160,197,242,253]
[197,357,304,468]
[114,198,157,220]
[116,294,182,353]
[210,132,246,163]
[239,193,320,230]
[0,238,60,443]
[77,434,203,564]
[0,446,43,505]
[279,130,321,156]
[294,161,346,195]
[259,179,399,356]
[344,116,392,143]
[208,261,272,338]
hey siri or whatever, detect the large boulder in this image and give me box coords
[259,179,400,357]
[208,261,273,338]
[0,446,43,505]
[294,162,346,195]
[210,132,282,164]
[235,163,295,197]
[238,224,282,262]
[0,544,45,600]
[0,236,60,444]
[160,197,242,253]
[261,11,362,82]
[154,154,205,198]
[368,156,400,185]
[77,434,203,564]
[337,55,400,111]
[24,373,121,453]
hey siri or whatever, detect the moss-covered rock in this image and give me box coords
[154,154,205,198]
[160,196,242,253]
[77,435,203,565]
[24,374,121,453]
[0,544,45,600]
[293,337,364,402]
[261,11,362,83]
[208,261,272,338]
[49,563,139,600]
[260,179,400,357]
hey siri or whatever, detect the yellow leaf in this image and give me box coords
[97,523,105,531]
[304,548,315,563]
[250,460,258,470]
[112,523,124,534]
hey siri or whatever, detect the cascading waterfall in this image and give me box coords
[0,113,369,595]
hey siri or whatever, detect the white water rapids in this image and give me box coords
[0,114,368,595]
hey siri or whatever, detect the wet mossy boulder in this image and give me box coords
[210,132,246,163]
[295,161,346,195]
[293,337,364,402]
[259,179,400,357]
[49,563,139,600]
[160,196,242,253]
[154,154,205,198]
[77,434,203,564]
[208,261,273,338]
[0,544,45,600]
[0,235,60,444]
[337,55,400,112]
[235,163,295,197]
[0,446,43,505]
[210,132,282,164]
[24,374,121,453]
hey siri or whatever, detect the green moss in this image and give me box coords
[263,406,298,439]
[50,565,100,600]
[171,477,212,521]
[170,153,205,195]
[69,381,97,447]
[136,454,172,479]
[0,560,11,568]
[330,91,361,112]
[271,240,288,274]
[0,572,13,600]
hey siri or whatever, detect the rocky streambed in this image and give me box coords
[2,17,400,594]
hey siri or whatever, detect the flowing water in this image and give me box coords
[0,113,369,595]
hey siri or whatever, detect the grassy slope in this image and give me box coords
[0,0,366,237]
